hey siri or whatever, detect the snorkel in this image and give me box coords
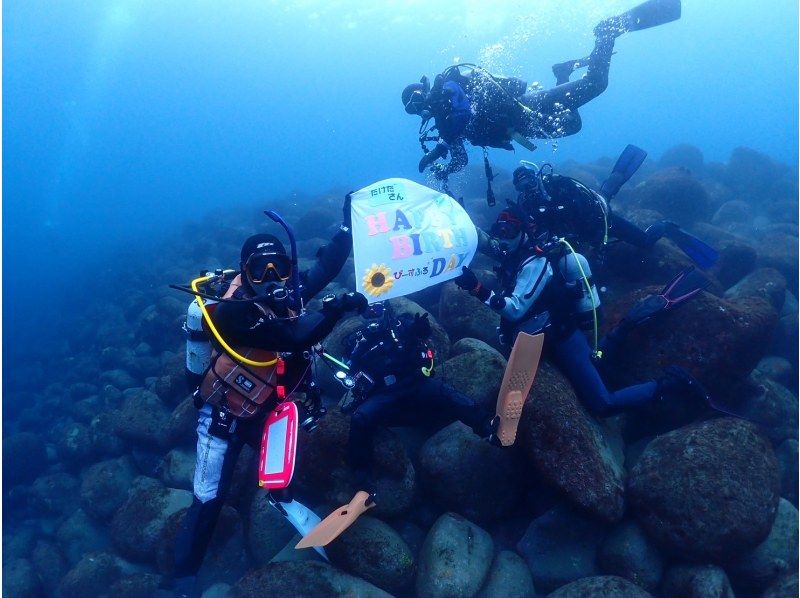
[264,210,303,313]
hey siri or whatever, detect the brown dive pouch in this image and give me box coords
[200,348,278,418]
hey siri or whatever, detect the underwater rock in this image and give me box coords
[2,558,42,598]
[477,550,536,598]
[772,292,799,365]
[30,472,81,517]
[108,573,163,597]
[517,504,607,593]
[660,564,735,598]
[546,575,652,597]
[89,411,127,457]
[604,288,778,402]
[441,342,507,411]
[155,351,190,406]
[56,508,111,567]
[80,456,137,521]
[632,167,712,224]
[100,368,139,391]
[3,524,38,562]
[293,410,415,518]
[712,199,753,226]
[517,362,626,523]
[52,421,95,469]
[723,267,786,311]
[450,337,504,359]
[110,482,192,563]
[776,439,798,507]
[754,356,794,389]
[717,372,798,444]
[246,491,297,566]
[419,421,522,524]
[712,241,759,289]
[724,146,787,203]
[763,572,799,598]
[58,552,122,598]
[229,561,392,597]
[628,418,779,562]
[326,515,415,595]
[438,281,502,349]
[756,232,799,291]
[113,388,171,448]
[3,432,48,486]
[659,143,705,174]
[416,512,494,598]
[156,448,195,491]
[164,396,199,448]
[31,539,69,595]
[597,519,664,592]
[728,498,798,591]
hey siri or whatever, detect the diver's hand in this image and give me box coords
[418,141,450,173]
[342,193,354,230]
[409,313,432,339]
[340,292,369,314]
[454,266,479,292]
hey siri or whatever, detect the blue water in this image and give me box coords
[3,1,797,354]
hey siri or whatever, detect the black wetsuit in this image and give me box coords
[174,229,352,580]
[427,31,614,177]
[345,315,489,478]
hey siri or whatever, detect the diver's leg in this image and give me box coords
[347,390,406,476]
[420,377,492,434]
[610,213,661,248]
[174,405,244,584]
[552,329,657,415]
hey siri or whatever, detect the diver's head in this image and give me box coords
[513,161,552,217]
[402,82,428,116]
[240,234,291,299]
[490,207,538,243]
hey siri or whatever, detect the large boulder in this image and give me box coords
[80,457,137,521]
[229,561,391,597]
[660,564,734,598]
[56,509,111,567]
[438,281,502,349]
[776,439,798,507]
[326,515,415,595]
[246,491,297,566]
[628,418,780,562]
[156,448,195,491]
[517,504,608,593]
[724,267,787,311]
[2,558,42,598]
[763,573,799,598]
[113,388,171,447]
[419,422,522,524]
[477,550,536,597]
[517,362,626,523]
[441,341,507,410]
[659,144,704,174]
[58,552,122,598]
[163,397,198,448]
[728,498,798,591]
[630,167,713,224]
[110,481,192,563]
[597,519,664,592]
[30,472,81,518]
[31,540,69,595]
[546,575,652,597]
[757,232,799,291]
[416,513,494,597]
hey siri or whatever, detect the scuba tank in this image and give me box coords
[555,252,601,331]
[185,298,213,380]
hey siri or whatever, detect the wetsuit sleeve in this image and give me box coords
[477,227,504,261]
[486,257,551,321]
[300,229,352,301]
[212,301,341,352]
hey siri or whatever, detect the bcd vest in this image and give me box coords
[199,275,294,419]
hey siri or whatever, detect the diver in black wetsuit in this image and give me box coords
[402,0,681,180]
[173,198,368,597]
[338,302,494,490]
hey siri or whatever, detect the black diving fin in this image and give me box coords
[621,266,710,329]
[600,144,648,200]
[619,0,681,32]
[662,223,720,269]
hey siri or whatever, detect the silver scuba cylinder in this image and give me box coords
[557,252,601,330]
[184,299,213,377]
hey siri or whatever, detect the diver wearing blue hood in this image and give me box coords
[402,0,682,187]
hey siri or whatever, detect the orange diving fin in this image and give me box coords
[295,491,375,549]
[495,332,544,446]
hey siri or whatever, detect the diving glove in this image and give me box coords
[418,141,450,173]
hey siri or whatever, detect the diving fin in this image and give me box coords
[621,267,710,328]
[295,491,375,549]
[599,144,648,200]
[622,0,681,32]
[271,497,328,560]
[662,223,720,269]
[494,332,544,446]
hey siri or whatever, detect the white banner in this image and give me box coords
[351,178,478,302]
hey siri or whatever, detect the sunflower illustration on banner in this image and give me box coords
[350,178,478,303]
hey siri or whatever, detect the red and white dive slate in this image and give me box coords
[258,401,298,489]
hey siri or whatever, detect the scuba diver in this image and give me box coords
[330,301,495,493]
[402,0,681,198]
[504,146,719,268]
[170,198,368,597]
[454,213,710,415]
